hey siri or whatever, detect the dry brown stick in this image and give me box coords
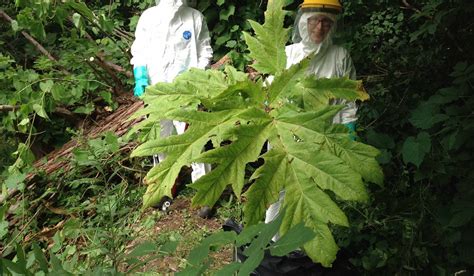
[103,60,132,78]
[92,57,125,95]
[0,105,17,112]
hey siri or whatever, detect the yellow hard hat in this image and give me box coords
[301,0,342,13]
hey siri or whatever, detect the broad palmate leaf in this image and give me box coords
[131,66,381,266]
[243,0,289,76]
[131,0,382,268]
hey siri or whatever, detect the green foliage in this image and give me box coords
[198,1,265,70]
[132,0,380,266]
[0,240,177,275]
[0,0,138,182]
[0,132,152,273]
[337,0,474,273]
[243,0,289,75]
[178,210,314,275]
[1,0,472,273]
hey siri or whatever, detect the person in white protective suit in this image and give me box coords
[130,0,213,182]
[265,0,358,228]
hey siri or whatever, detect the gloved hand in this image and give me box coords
[133,66,149,97]
[344,122,356,141]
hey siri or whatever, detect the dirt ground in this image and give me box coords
[131,197,234,274]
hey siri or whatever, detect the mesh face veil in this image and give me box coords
[291,11,337,57]
[292,11,337,44]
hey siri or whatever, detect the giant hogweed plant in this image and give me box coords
[131,0,383,266]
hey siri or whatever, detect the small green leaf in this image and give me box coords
[238,250,264,276]
[18,118,29,126]
[49,253,71,274]
[0,221,8,239]
[409,103,449,129]
[73,103,94,114]
[11,20,19,32]
[30,22,46,40]
[33,103,49,120]
[15,244,27,271]
[0,204,7,220]
[269,222,315,256]
[32,243,48,273]
[219,5,235,20]
[39,80,54,93]
[235,223,265,246]
[104,131,119,152]
[402,132,431,167]
[68,2,95,21]
[216,263,241,276]
[72,13,82,28]
[126,241,158,258]
[187,231,236,266]
[160,240,179,254]
[5,171,27,190]
[99,91,112,104]
[225,40,237,48]
[2,259,26,274]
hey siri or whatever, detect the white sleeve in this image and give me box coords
[195,13,213,69]
[130,12,150,68]
[333,49,358,124]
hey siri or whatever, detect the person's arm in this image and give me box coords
[195,13,213,69]
[130,12,150,97]
[336,49,358,139]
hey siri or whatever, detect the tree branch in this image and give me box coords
[0,105,17,112]
[0,9,70,75]
[94,52,132,78]
[93,56,125,94]
[401,0,433,20]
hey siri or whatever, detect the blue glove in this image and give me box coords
[133,66,149,97]
[344,122,356,141]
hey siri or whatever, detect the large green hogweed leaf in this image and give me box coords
[131,69,381,266]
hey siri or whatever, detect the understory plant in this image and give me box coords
[131,0,383,266]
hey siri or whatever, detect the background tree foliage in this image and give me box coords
[0,0,473,274]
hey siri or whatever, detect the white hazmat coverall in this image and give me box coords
[265,11,357,228]
[130,0,213,182]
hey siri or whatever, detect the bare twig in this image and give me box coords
[0,105,17,112]
[401,0,422,14]
[92,56,125,94]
